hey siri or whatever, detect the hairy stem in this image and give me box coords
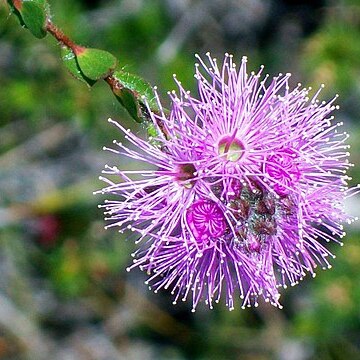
[45,20,84,55]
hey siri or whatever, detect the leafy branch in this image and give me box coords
[6,0,159,124]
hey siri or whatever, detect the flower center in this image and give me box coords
[186,200,227,241]
[212,179,294,254]
[176,163,197,187]
[218,135,245,162]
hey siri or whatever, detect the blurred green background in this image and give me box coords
[1,0,360,359]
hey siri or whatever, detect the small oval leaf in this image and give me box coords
[30,0,47,6]
[61,47,96,87]
[8,1,26,27]
[113,70,158,110]
[20,2,47,39]
[76,48,117,81]
[115,88,142,123]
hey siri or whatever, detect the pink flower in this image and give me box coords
[98,54,357,311]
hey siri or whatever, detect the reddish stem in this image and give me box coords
[45,18,167,134]
[105,75,123,93]
[13,0,22,10]
[46,20,85,55]
[46,21,126,101]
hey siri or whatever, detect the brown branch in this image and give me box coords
[13,0,22,10]
[44,15,168,136]
[46,20,85,55]
[46,20,129,111]
[46,21,128,114]
[105,74,123,93]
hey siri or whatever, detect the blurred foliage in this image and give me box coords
[301,1,360,95]
[292,233,360,359]
[0,0,360,359]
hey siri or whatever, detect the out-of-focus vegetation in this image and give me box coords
[0,0,359,359]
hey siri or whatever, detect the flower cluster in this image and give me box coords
[98,53,357,311]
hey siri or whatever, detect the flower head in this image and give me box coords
[98,53,357,311]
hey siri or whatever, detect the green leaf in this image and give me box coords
[115,88,143,123]
[147,122,158,138]
[61,47,95,87]
[29,0,47,6]
[76,48,117,81]
[8,1,27,28]
[20,1,47,39]
[113,70,158,110]
[146,122,167,144]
